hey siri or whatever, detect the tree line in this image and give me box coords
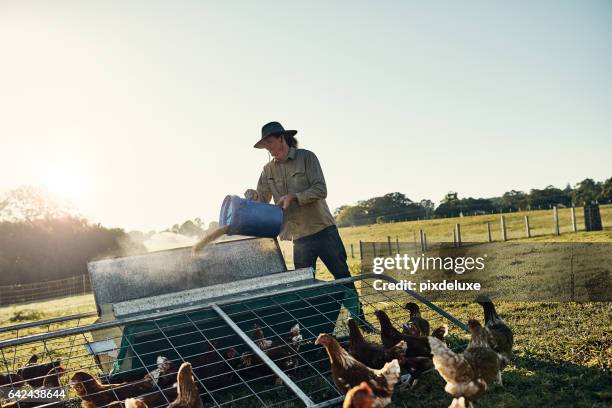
[0,187,145,286]
[335,177,612,227]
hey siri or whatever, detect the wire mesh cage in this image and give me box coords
[0,275,467,408]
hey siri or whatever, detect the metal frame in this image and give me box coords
[0,274,467,408]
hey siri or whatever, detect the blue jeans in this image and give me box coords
[293,226,363,317]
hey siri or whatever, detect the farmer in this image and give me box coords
[245,121,374,332]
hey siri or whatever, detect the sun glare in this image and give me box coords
[43,167,83,202]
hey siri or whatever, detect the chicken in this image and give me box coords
[428,319,502,408]
[343,382,374,408]
[69,372,155,408]
[16,354,62,388]
[401,323,420,337]
[125,398,149,408]
[251,323,273,351]
[0,367,67,408]
[143,356,180,389]
[240,323,303,377]
[347,318,404,369]
[476,295,513,368]
[167,363,204,408]
[404,303,430,336]
[315,333,400,408]
[373,310,430,357]
[431,325,449,342]
[0,372,25,393]
[39,366,65,388]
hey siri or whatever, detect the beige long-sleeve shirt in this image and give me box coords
[255,147,336,240]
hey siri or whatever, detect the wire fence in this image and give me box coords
[0,275,91,307]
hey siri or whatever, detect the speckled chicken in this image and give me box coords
[143,356,180,389]
[315,333,400,408]
[240,323,302,377]
[251,323,273,351]
[476,295,513,369]
[428,319,502,408]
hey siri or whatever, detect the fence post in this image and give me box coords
[553,206,560,236]
[419,229,425,252]
[350,244,354,259]
[524,215,531,238]
[396,236,400,254]
[372,242,377,258]
[423,232,428,251]
[455,223,462,247]
[453,228,457,246]
[387,236,392,255]
[571,206,577,232]
[82,274,87,294]
[501,216,507,241]
[359,240,363,261]
[486,222,492,242]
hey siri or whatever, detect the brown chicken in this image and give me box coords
[428,319,502,408]
[347,318,404,369]
[315,333,400,408]
[16,354,62,388]
[125,398,149,408]
[374,310,430,357]
[167,363,204,408]
[69,371,155,408]
[343,382,374,408]
[476,295,513,369]
[404,303,430,336]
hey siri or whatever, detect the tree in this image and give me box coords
[527,185,571,209]
[419,199,435,218]
[0,186,78,221]
[179,220,204,237]
[573,178,602,206]
[599,177,612,204]
[501,190,527,212]
[336,205,369,227]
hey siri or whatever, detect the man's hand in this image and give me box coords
[277,193,297,210]
[244,189,259,201]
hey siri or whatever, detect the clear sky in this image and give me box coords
[1,1,611,231]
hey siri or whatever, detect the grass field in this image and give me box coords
[1,206,610,407]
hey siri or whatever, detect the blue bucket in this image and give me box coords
[219,195,283,238]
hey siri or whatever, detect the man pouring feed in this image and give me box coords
[245,121,374,332]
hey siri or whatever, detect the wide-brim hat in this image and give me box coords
[254,121,298,148]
